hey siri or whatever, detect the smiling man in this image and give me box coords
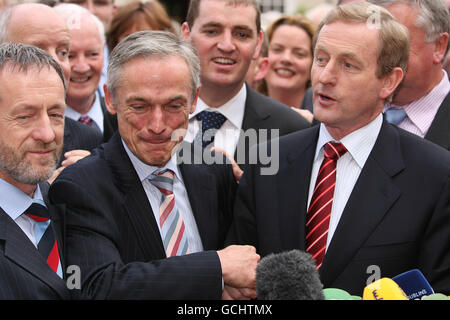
[54,3,117,142]
[0,3,104,170]
[181,0,309,163]
[228,2,450,296]
[49,31,260,299]
[0,43,71,299]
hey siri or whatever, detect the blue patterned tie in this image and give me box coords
[194,111,227,148]
[24,201,63,278]
[149,169,189,257]
[385,107,407,125]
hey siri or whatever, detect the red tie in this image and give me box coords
[306,142,347,270]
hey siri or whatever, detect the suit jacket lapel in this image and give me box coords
[235,84,271,161]
[276,127,318,250]
[178,162,216,250]
[0,210,70,299]
[320,122,404,285]
[104,133,166,259]
[40,181,66,273]
[425,91,450,150]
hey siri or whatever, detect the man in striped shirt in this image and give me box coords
[369,0,450,151]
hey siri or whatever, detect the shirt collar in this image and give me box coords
[315,113,383,169]
[0,179,43,220]
[385,70,450,135]
[121,139,182,184]
[65,91,104,132]
[190,84,247,129]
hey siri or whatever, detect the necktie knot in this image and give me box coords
[149,169,175,194]
[25,202,50,222]
[195,111,227,148]
[385,107,407,125]
[196,111,227,130]
[79,115,93,126]
[324,142,347,160]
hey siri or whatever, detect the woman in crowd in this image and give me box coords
[258,15,316,123]
[107,0,175,52]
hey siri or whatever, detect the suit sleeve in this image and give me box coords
[49,177,223,299]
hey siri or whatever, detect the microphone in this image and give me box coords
[362,278,409,300]
[323,288,361,300]
[392,269,434,300]
[421,293,450,300]
[256,250,324,300]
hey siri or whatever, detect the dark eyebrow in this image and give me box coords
[200,22,223,29]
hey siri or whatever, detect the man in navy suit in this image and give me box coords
[181,0,310,164]
[228,2,450,296]
[0,43,71,299]
[49,31,260,299]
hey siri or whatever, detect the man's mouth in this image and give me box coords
[70,76,91,83]
[212,57,236,65]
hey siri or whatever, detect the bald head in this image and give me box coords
[1,3,71,82]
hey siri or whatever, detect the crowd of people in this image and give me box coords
[0,0,449,300]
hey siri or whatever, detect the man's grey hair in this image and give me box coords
[54,3,106,45]
[368,0,450,56]
[0,42,67,93]
[107,30,201,105]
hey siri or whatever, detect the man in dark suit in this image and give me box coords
[181,0,310,164]
[0,43,71,299]
[54,4,118,143]
[228,2,450,296]
[49,31,259,299]
[0,3,103,172]
[368,0,450,151]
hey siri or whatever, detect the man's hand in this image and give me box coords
[222,285,257,300]
[211,147,243,183]
[217,245,260,289]
[47,149,91,184]
[291,107,314,124]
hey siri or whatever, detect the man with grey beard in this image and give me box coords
[0,43,72,299]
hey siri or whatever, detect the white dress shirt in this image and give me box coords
[184,85,247,156]
[65,90,104,133]
[308,114,383,250]
[0,179,45,247]
[122,140,204,254]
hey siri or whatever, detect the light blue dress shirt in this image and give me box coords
[0,178,45,247]
[122,140,204,254]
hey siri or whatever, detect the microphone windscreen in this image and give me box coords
[323,288,352,300]
[421,293,450,300]
[363,278,409,300]
[256,250,324,300]
[392,269,434,300]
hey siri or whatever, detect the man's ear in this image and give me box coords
[252,30,264,60]
[181,22,191,41]
[254,57,270,82]
[104,84,117,115]
[190,87,201,115]
[379,67,404,100]
[433,32,449,65]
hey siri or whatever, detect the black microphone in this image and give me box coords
[256,249,325,300]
